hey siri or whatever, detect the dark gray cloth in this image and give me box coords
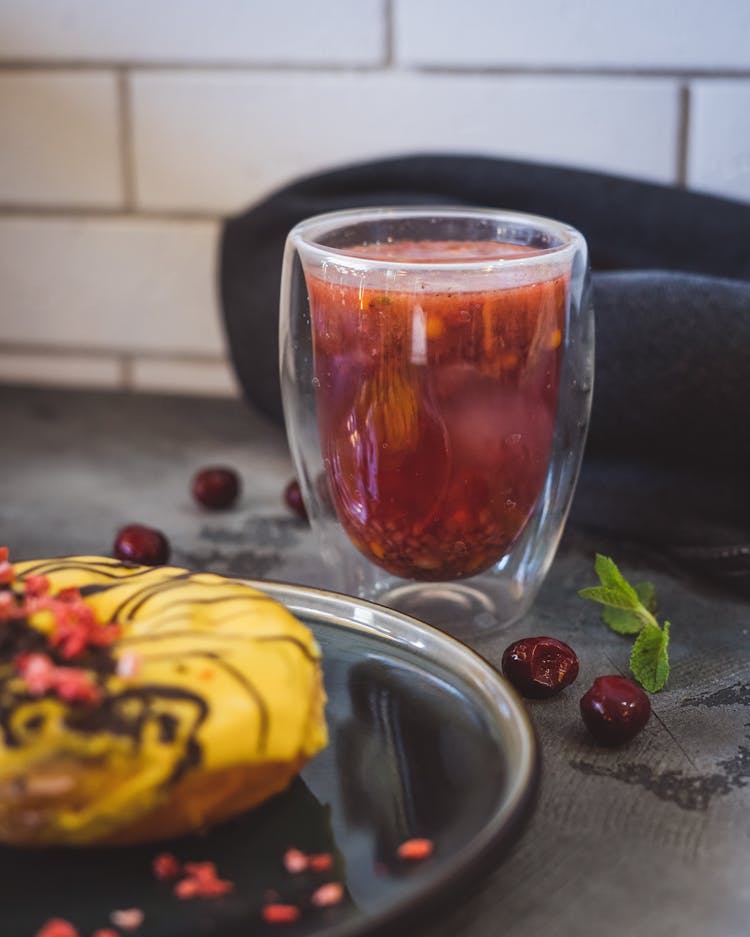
[219,154,750,594]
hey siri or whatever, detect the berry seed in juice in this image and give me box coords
[308,240,567,581]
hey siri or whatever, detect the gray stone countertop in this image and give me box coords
[2,384,749,937]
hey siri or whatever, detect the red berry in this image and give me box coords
[501,636,579,699]
[113,524,170,566]
[284,479,308,521]
[191,466,240,509]
[580,675,651,745]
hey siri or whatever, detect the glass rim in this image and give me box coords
[288,205,584,272]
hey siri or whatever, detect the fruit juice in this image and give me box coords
[307,240,567,581]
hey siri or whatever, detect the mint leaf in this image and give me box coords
[580,556,671,692]
[602,582,657,635]
[580,557,659,631]
[594,554,640,606]
[630,621,670,692]
[579,585,640,610]
[602,606,645,634]
[635,581,657,614]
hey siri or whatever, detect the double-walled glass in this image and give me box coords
[280,207,593,635]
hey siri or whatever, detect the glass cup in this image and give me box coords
[280,207,593,636]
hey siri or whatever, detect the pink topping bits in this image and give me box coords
[0,591,16,617]
[1,555,122,661]
[153,851,181,880]
[174,861,234,899]
[0,549,128,707]
[262,903,301,925]
[115,652,141,680]
[109,908,144,930]
[310,882,344,908]
[174,877,201,900]
[35,920,79,937]
[282,848,309,874]
[44,590,121,660]
[396,838,434,862]
[15,653,101,705]
[282,847,333,874]
[25,574,51,597]
[308,853,333,873]
[0,546,15,585]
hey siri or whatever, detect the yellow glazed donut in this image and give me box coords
[0,555,327,847]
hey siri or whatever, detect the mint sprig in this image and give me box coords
[579,554,671,692]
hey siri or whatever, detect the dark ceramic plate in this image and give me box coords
[3,583,538,937]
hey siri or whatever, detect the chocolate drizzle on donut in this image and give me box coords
[64,683,209,783]
[134,650,270,753]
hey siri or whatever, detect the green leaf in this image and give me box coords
[602,581,657,634]
[602,606,644,634]
[578,585,640,611]
[635,580,657,614]
[593,554,640,607]
[630,621,671,692]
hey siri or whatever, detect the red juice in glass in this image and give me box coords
[307,240,567,582]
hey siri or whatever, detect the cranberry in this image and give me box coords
[284,479,308,521]
[501,636,579,698]
[113,524,170,566]
[191,466,240,509]
[580,675,651,745]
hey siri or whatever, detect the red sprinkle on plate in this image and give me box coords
[310,882,344,907]
[152,852,180,880]
[110,907,144,929]
[262,903,301,924]
[282,847,309,873]
[308,853,333,872]
[174,860,233,899]
[35,920,79,937]
[396,838,434,861]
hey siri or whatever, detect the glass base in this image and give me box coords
[315,521,538,639]
[376,577,531,639]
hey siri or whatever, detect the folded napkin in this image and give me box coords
[220,155,750,594]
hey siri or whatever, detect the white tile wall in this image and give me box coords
[0,217,222,354]
[395,0,750,70]
[0,1,747,396]
[687,81,750,203]
[132,72,680,212]
[0,71,122,206]
[0,0,386,66]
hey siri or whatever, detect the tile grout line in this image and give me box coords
[0,60,392,74]
[383,0,394,67]
[406,65,750,79]
[0,205,222,222]
[116,67,137,209]
[0,59,749,78]
[0,342,231,364]
[676,83,692,187]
